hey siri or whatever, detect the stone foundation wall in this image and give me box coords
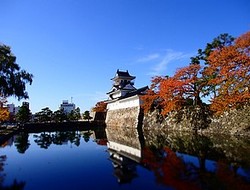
[143,105,250,137]
[105,106,142,149]
[205,105,250,136]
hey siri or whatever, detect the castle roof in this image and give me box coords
[121,86,148,99]
[111,69,135,80]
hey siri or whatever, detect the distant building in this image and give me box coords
[60,100,75,114]
[22,102,29,109]
[7,103,20,115]
[7,103,23,121]
[7,103,15,113]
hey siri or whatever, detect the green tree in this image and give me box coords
[14,132,30,153]
[74,107,81,120]
[53,109,67,122]
[16,105,32,123]
[35,107,53,122]
[190,33,235,98]
[82,110,92,121]
[0,44,33,100]
[67,107,81,121]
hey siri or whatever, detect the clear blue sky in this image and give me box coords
[1,0,249,113]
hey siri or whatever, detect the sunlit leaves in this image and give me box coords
[142,64,203,115]
[0,107,9,122]
[92,101,107,112]
[142,31,250,115]
[206,31,250,113]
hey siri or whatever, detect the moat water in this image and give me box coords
[0,127,250,190]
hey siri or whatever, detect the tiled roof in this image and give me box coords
[111,69,135,80]
[118,86,148,99]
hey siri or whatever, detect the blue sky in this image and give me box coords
[1,0,249,113]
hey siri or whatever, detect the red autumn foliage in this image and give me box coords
[142,31,250,115]
[142,147,250,189]
[0,98,9,122]
[142,64,203,115]
[92,101,107,112]
[141,76,164,113]
[142,147,200,190]
[215,161,250,190]
[206,31,250,113]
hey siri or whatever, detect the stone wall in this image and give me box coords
[105,106,143,149]
[205,105,250,136]
[143,105,250,137]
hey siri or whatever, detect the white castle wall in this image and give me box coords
[107,141,141,159]
[107,95,141,110]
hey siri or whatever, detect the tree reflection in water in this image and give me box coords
[33,131,83,149]
[82,131,92,142]
[0,155,25,190]
[142,145,250,190]
[106,122,250,189]
[14,132,30,153]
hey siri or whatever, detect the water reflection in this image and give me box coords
[14,132,30,154]
[0,155,26,190]
[106,125,250,189]
[106,124,143,184]
[0,128,107,190]
[1,124,250,189]
[33,131,83,148]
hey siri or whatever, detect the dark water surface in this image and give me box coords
[1,128,250,190]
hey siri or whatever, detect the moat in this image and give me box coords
[1,124,250,190]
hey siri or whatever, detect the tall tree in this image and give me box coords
[82,110,92,121]
[173,64,203,106]
[16,105,32,123]
[141,76,165,113]
[205,31,250,113]
[0,44,33,100]
[68,107,81,121]
[35,107,53,122]
[191,33,235,98]
[53,109,67,122]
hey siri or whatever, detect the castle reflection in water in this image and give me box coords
[1,123,250,189]
[105,123,250,188]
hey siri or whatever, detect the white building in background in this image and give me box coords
[60,100,75,114]
[7,103,20,115]
[7,103,15,113]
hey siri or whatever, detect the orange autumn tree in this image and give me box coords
[0,97,9,122]
[205,31,250,113]
[92,101,107,112]
[142,31,249,116]
[173,64,203,106]
[142,64,203,116]
[158,76,185,115]
[0,107,9,123]
[141,76,164,113]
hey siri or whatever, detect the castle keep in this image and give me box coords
[105,70,148,160]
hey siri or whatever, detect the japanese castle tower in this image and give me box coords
[105,70,147,163]
[106,69,148,110]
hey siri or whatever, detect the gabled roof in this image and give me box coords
[118,86,148,99]
[111,69,135,80]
